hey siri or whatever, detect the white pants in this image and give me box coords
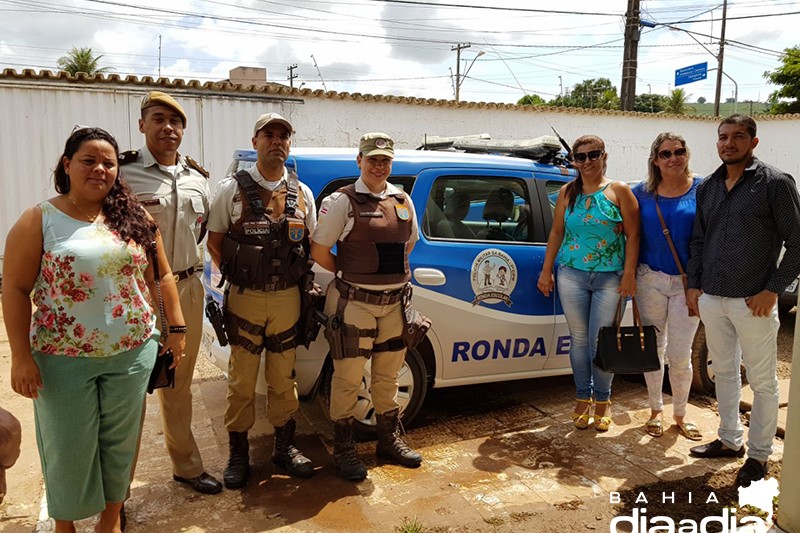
[698,294,779,461]
[636,265,700,417]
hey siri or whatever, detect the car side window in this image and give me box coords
[545,181,562,215]
[424,177,533,242]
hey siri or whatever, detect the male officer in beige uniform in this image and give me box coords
[121,91,222,494]
[311,132,423,481]
[206,112,317,489]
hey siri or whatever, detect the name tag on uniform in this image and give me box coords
[287,217,305,242]
[395,205,410,221]
[141,199,161,207]
[359,211,383,218]
[243,220,270,235]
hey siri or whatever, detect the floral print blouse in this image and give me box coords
[31,202,155,357]
[558,184,625,272]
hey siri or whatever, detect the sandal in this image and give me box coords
[571,399,593,430]
[676,421,702,441]
[645,416,663,437]
[594,400,612,432]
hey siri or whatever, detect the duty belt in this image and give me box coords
[335,278,404,305]
[174,266,199,283]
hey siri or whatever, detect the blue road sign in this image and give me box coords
[675,62,708,86]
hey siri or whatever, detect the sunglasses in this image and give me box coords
[573,150,603,163]
[658,148,687,160]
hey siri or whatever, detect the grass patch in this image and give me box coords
[395,515,427,533]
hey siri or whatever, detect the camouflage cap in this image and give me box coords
[253,112,293,137]
[359,132,394,158]
[141,91,187,126]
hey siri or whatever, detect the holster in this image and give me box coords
[222,289,241,346]
[400,284,431,349]
[324,313,345,360]
[297,272,326,349]
[205,296,228,346]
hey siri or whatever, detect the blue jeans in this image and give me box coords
[557,265,622,402]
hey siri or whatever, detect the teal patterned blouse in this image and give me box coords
[558,184,625,272]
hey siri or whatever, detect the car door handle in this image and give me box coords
[413,268,446,286]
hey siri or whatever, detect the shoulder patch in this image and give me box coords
[185,156,210,179]
[118,150,139,166]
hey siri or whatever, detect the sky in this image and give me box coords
[0,0,797,106]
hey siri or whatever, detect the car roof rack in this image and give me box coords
[417,134,569,165]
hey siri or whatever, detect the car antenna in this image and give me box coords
[480,37,572,160]
[542,117,572,159]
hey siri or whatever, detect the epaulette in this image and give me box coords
[119,150,139,166]
[185,156,210,179]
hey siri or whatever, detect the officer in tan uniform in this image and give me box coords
[311,132,423,481]
[121,91,222,494]
[206,112,317,489]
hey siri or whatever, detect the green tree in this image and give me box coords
[634,93,666,113]
[764,46,800,114]
[517,94,547,106]
[57,47,112,76]
[697,96,707,104]
[663,88,690,114]
[551,78,619,110]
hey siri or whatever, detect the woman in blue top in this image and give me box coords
[538,135,640,432]
[632,132,702,440]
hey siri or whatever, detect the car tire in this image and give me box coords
[690,325,715,394]
[317,347,429,440]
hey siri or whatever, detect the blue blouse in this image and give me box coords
[632,178,701,275]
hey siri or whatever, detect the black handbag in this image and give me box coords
[593,296,660,374]
[146,243,175,394]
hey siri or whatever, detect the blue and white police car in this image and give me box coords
[201,138,713,435]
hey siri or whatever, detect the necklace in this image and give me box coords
[67,195,101,222]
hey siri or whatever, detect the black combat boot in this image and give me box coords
[375,409,422,468]
[272,419,315,478]
[223,431,250,489]
[332,418,368,481]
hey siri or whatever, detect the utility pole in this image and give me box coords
[558,75,563,97]
[451,42,470,103]
[620,0,641,111]
[713,0,728,117]
[287,64,298,89]
[158,35,162,78]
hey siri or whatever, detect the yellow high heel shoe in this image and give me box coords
[571,399,593,430]
[594,400,612,432]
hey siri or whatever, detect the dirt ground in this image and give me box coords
[1,307,794,532]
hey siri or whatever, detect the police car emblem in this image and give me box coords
[395,204,410,220]
[287,219,305,242]
[470,249,517,307]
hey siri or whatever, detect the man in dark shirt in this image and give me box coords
[686,114,800,487]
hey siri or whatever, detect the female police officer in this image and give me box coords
[310,132,422,481]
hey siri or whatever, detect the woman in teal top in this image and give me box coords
[4,127,185,532]
[538,135,640,432]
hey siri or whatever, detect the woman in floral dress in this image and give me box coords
[3,126,185,533]
[537,135,640,431]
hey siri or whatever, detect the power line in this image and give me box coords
[366,0,622,16]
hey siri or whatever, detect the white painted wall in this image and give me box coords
[1,78,798,257]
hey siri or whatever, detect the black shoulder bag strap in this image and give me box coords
[148,242,169,342]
